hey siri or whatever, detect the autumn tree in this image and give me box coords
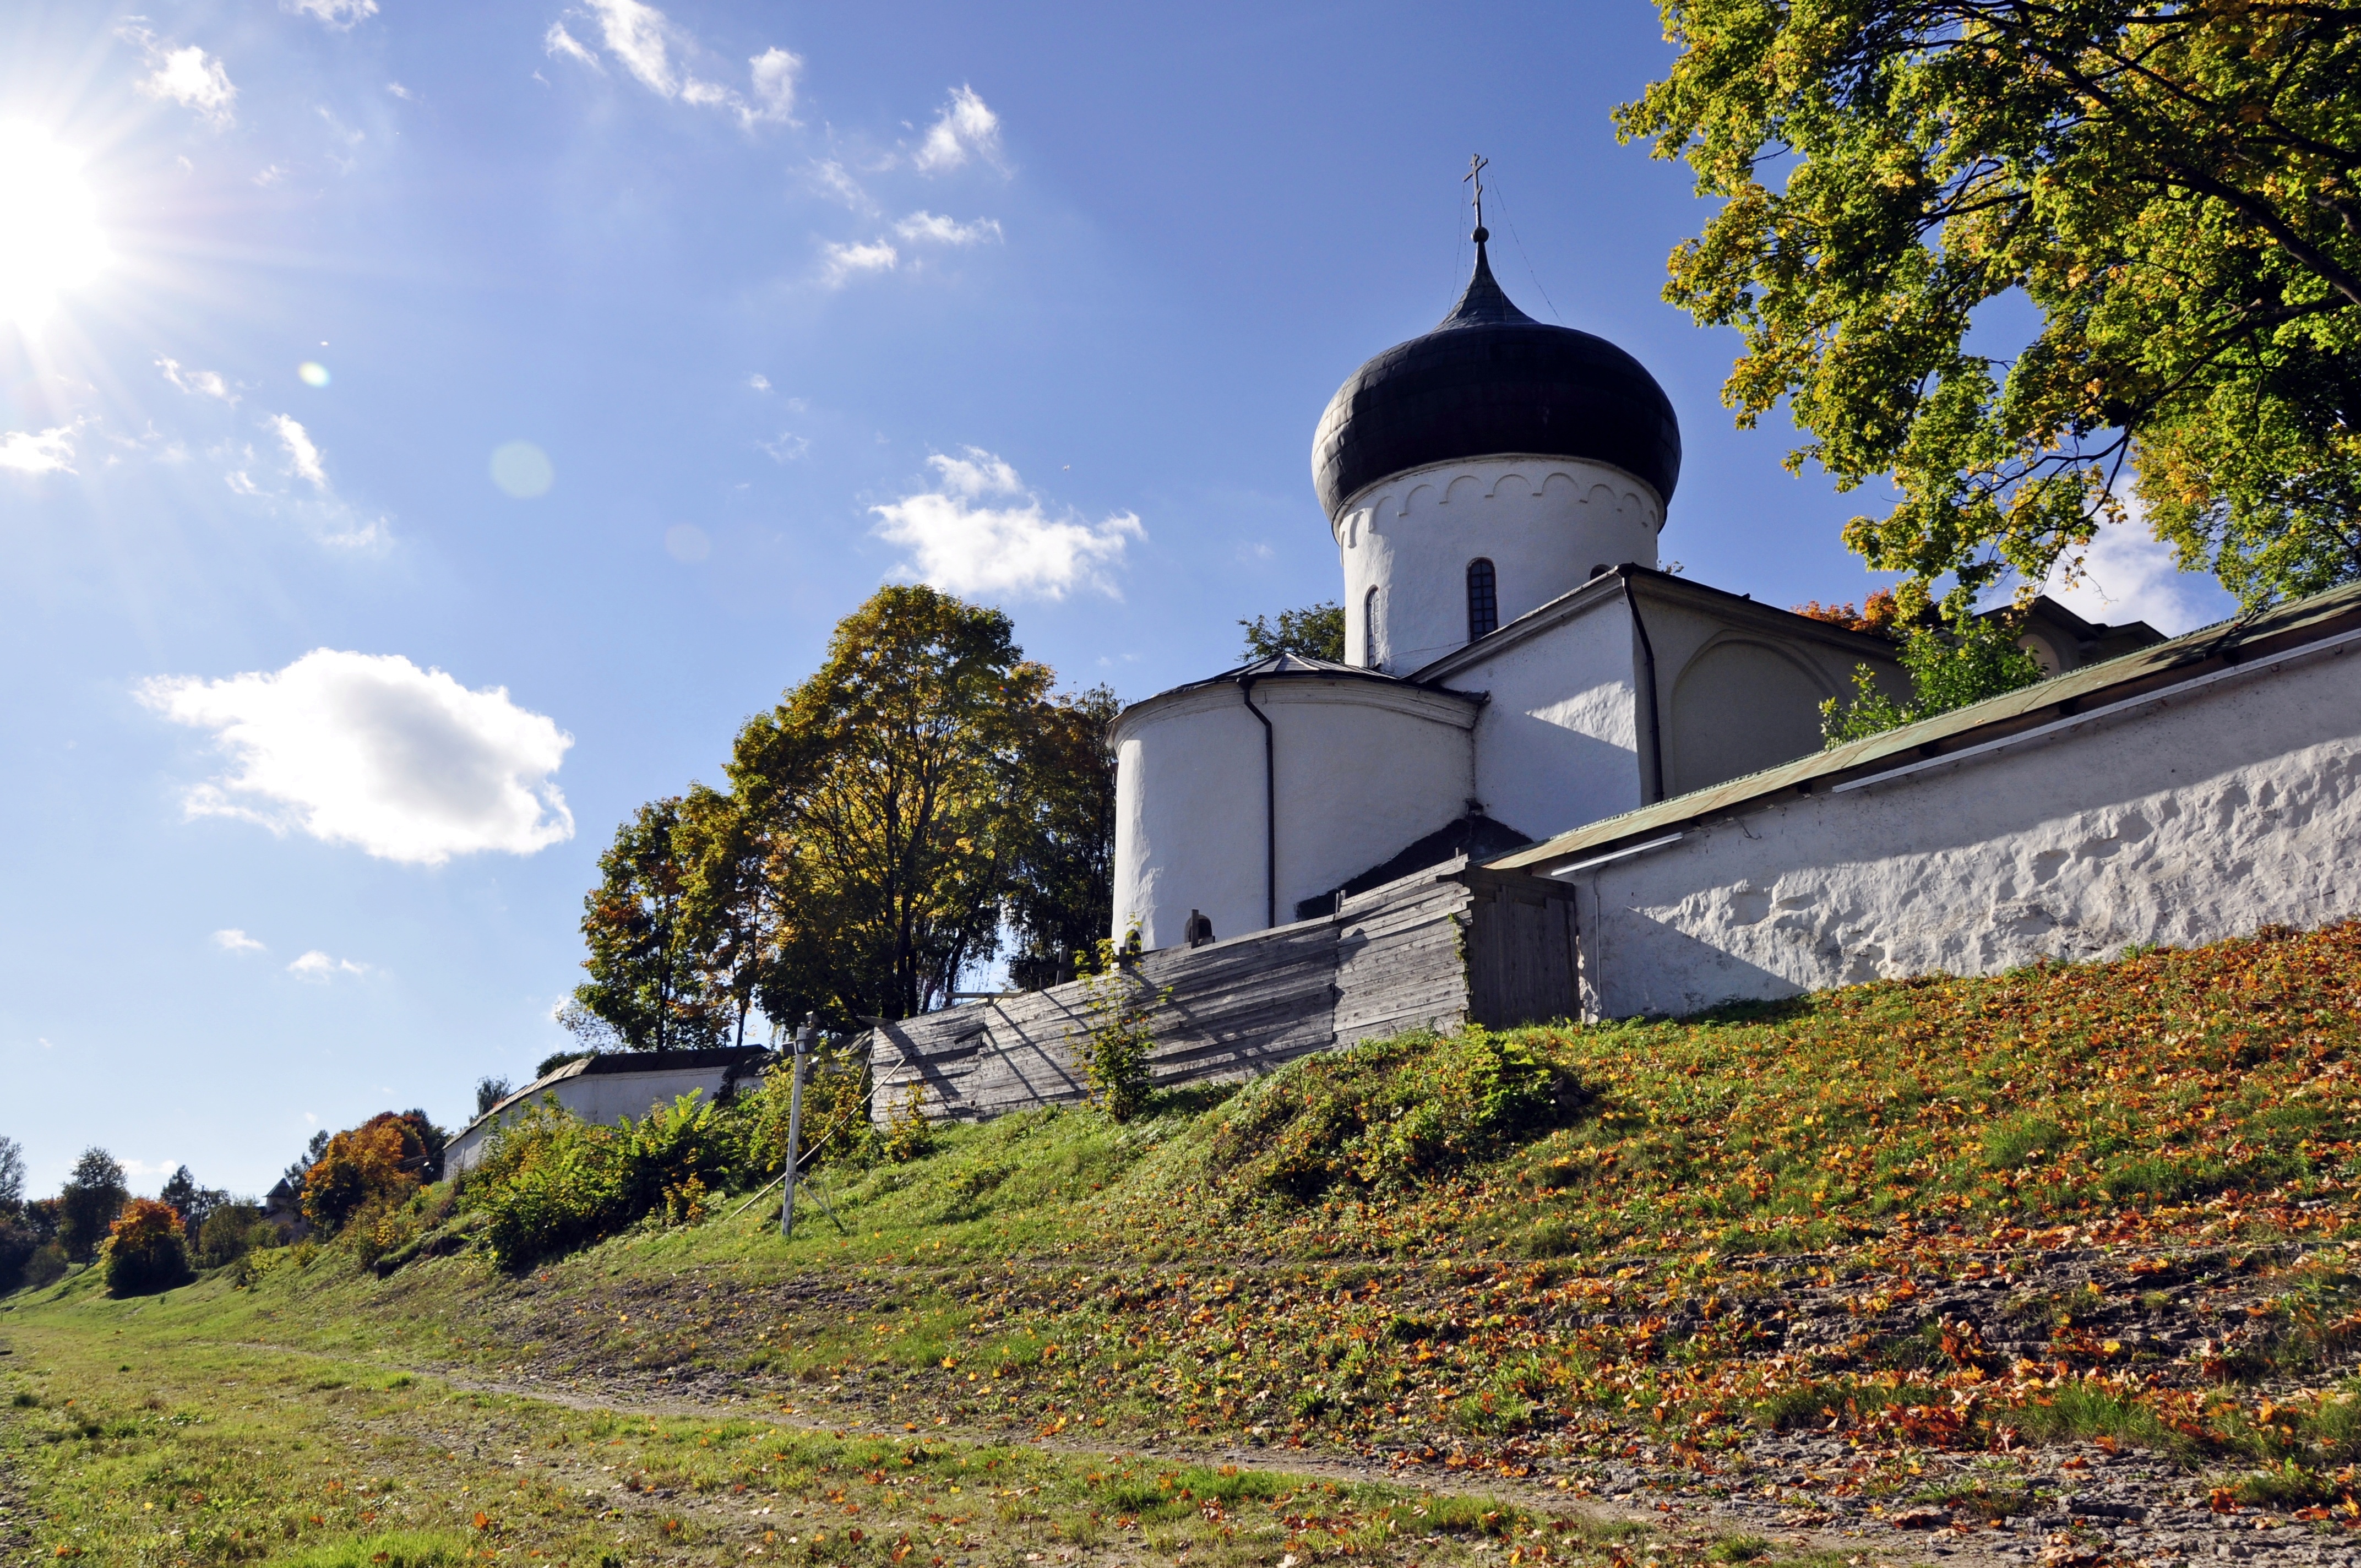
[301,1112,438,1234]
[572,797,728,1052]
[730,585,1050,1021]
[1239,601,1346,662]
[1620,0,2361,616]
[1004,685,1121,990]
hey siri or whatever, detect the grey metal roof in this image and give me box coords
[1488,579,2361,875]
[1144,648,1482,702]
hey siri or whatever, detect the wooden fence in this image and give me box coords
[864,857,1577,1124]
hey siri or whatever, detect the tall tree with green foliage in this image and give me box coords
[1619,0,2361,617]
[1004,685,1120,990]
[729,585,1051,1021]
[573,797,727,1052]
[1239,602,1346,662]
[0,1135,23,1216]
[672,783,780,1048]
[56,1147,127,1262]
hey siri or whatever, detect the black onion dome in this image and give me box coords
[1312,238,1682,519]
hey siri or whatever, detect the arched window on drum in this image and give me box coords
[1466,558,1498,641]
[1362,586,1379,667]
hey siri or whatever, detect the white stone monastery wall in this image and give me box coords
[1562,636,2361,1019]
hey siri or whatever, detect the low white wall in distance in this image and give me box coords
[445,1063,744,1175]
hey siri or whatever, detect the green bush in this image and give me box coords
[193,1202,272,1270]
[21,1241,68,1291]
[0,1212,34,1293]
[736,1047,873,1178]
[1206,1029,1582,1204]
[464,1092,735,1268]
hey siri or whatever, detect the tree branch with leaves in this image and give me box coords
[1620,0,2361,617]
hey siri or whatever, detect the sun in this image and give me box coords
[0,121,109,328]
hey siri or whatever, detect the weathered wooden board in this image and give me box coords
[866,860,1574,1124]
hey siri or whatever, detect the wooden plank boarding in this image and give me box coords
[866,859,1579,1124]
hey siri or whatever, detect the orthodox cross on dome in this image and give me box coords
[1464,153,1489,238]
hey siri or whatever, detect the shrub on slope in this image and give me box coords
[1206,1030,1582,1204]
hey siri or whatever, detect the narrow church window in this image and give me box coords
[1362,587,1379,666]
[1466,558,1498,640]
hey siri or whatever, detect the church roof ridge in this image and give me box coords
[1489,577,2361,877]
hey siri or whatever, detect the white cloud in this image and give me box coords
[759,432,809,462]
[746,46,799,126]
[912,85,1000,173]
[158,356,236,403]
[747,373,771,392]
[214,928,266,953]
[544,23,602,69]
[871,448,1142,601]
[894,211,1002,247]
[138,649,576,865]
[253,164,289,188]
[288,950,371,981]
[0,426,77,475]
[222,421,389,549]
[2043,516,2238,637]
[551,1,798,129]
[127,35,239,129]
[269,413,327,488]
[820,239,897,286]
[386,81,416,101]
[584,0,676,92]
[284,0,378,29]
[804,159,869,211]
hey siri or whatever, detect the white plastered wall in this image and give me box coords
[1437,589,1646,843]
[1335,456,1662,673]
[1558,641,2361,1020]
[1111,678,1479,948]
[1630,591,1907,798]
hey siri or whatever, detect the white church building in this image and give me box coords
[1107,233,2147,950]
[866,227,2360,1126]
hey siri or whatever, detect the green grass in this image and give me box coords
[0,1293,1644,1566]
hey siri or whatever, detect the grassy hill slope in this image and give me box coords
[10,921,2361,1565]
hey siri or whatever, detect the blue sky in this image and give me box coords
[0,0,2235,1197]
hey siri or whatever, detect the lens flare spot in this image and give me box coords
[489,440,554,499]
[664,524,710,563]
[0,122,108,328]
[297,362,331,387]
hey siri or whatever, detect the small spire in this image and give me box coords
[1440,154,1529,328]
